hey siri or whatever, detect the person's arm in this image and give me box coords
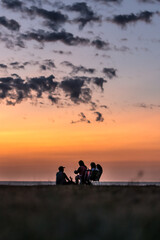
[64,173,70,182]
[74,167,80,174]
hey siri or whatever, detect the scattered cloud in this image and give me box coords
[61,61,96,75]
[21,29,90,46]
[40,59,55,71]
[66,2,101,29]
[92,0,122,4]
[0,75,58,105]
[100,105,108,109]
[0,72,107,108]
[53,50,72,55]
[94,111,104,122]
[0,63,7,69]
[103,68,117,79]
[91,39,110,50]
[136,103,160,109]
[93,77,107,90]
[0,16,20,31]
[30,7,68,31]
[10,62,25,69]
[60,77,92,104]
[71,112,91,124]
[138,0,160,3]
[107,11,156,27]
[2,0,23,10]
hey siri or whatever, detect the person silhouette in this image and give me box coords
[56,166,70,185]
[74,160,87,184]
[96,164,103,181]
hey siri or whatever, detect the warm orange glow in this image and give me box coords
[0,102,159,180]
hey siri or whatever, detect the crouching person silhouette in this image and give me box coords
[56,166,71,185]
[74,160,87,184]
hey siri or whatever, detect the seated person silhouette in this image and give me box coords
[87,162,103,183]
[89,162,98,181]
[96,164,103,181]
[74,160,87,184]
[56,166,70,185]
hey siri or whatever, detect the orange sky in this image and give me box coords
[0,101,159,181]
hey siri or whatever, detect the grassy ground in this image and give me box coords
[0,185,160,240]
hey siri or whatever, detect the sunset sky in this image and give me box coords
[0,0,160,181]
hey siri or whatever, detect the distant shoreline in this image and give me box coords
[0,181,160,186]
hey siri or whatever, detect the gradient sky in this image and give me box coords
[0,0,160,181]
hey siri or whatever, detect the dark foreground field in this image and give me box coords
[0,185,160,240]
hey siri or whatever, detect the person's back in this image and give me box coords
[89,162,98,181]
[78,165,87,176]
[96,164,103,181]
[56,171,67,185]
[56,166,69,185]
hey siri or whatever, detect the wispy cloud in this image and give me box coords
[136,103,160,109]
[61,61,96,75]
[103,68,117,79]
[71,112,91,124]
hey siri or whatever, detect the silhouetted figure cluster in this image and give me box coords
[56,161,103,185]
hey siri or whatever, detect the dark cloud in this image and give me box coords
[0,73,107,109]
[21,29,90,46]
[93,0,122,3]
[9,61,40,70]
[11,73,20,78]
[139,0,160,3]
[71,112,91,124]
[94,111,104,122]
[2,1,68,30]
[48,95,59,104]
[91,39,110,50]
[108,11,155,27]
[0,16,20,31]
[10,62,24,69]
[53,50,72,55]
[93,77,107,90]
[0,75,58,105]
[61,61,95,75]
[28,75,58,98]
[30,7,68,31]
[2,0,23,10]
[90,101,97,111]
[32,7,68,23]
[67,2,101,29]
[103,68,117,79]
[60,77,91,103]
[40,59,55,71]
[100,105,108,109]
[0,77,28,104]
[0,64,7,69]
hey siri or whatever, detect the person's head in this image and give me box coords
[79,160,84,166]
[90,162,96,169]
[58,166,65,172]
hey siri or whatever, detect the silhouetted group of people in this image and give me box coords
[56,160,103,185]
